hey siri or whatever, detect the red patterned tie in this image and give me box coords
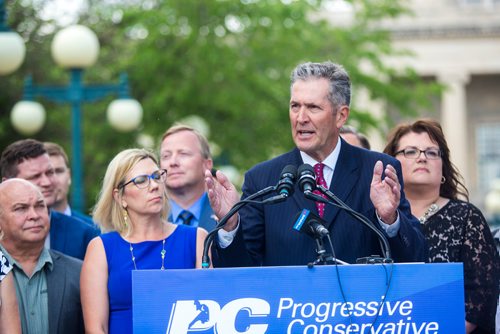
[313,163,328,217]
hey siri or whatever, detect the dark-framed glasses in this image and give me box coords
[395,147,441,160]
[119,169,167,189]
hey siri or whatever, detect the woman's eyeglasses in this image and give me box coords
[119,169,167,189]
[395,147,441,160]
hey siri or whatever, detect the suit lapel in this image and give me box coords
[322,140,359,229]
[50,211,65,252]
[47,250,64,333]
[199,196,217,231]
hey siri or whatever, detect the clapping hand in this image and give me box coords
[370,161,400,225]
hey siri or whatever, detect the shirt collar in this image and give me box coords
[63,205,72,216]
[0,245,53,277]
[169,192,207,222]
[299,138,342,172]
[299,139,342,187]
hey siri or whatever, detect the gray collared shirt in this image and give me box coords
[0,245,53,334]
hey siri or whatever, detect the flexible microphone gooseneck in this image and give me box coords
[297,164,392,261]
[201,165,298,268]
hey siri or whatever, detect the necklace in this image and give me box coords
[418,203,439,224]
[129,238,167,270]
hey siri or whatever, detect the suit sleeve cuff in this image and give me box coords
[217,220,240,248]
[376,211,400,238]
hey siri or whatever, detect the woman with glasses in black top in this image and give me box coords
[384,119,499,334]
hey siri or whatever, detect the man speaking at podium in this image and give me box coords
[205,61,427,266]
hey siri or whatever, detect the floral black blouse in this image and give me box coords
[423,199,499,332]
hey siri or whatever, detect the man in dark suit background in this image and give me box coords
[206,61,427,266]
[0,179,84,334]
[0,139,100,260]
[44,142,95,226]
[160,124,217,231]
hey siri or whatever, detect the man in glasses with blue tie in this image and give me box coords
[160,124,217,231]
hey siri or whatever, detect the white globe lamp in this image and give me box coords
[0,30,26,75]
[51,25,99,69]
[107,99,143,132]
[10,100,46,135]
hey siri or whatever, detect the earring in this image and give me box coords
[123,209,129,228]
[441,176,446,184]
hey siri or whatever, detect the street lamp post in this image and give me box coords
[10,25,142,212]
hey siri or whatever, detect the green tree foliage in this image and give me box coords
[0,0,440,211]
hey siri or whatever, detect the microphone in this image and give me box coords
[262,165,298,204]
[293,209,329,238]
[297,164,316,194]
[276,165,297,197]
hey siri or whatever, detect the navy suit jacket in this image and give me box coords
[50,211,100,260]
[47,250,84,334]
[71,209,96,227]
[199,194,218,231]
[213,141,428,266]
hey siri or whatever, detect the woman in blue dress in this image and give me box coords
[0,249,21,333]
[80,149,208,334]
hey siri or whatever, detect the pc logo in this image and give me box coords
[166,298,270,333]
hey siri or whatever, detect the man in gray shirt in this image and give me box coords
[0,178,84,334]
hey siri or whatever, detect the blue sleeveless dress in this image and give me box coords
[101,224,197,334]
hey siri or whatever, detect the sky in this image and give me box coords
[38,0,86,26]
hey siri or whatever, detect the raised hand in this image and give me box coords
[370,161,400,225]
[204,169,240,231]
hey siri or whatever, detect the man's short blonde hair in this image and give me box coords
[161,124,212,159]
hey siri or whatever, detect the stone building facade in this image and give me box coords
[336,0,500,209]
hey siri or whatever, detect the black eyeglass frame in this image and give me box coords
[394,147,441,160]
[118,169,167,190]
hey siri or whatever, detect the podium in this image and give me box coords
[132,263,464,333]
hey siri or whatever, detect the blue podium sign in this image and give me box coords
[132,263,464,334]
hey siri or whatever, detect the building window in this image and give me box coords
[477,123,500,196]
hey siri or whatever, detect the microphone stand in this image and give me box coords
[201,185,289,268]
[308,235,349,267]
[304,187,392,261]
